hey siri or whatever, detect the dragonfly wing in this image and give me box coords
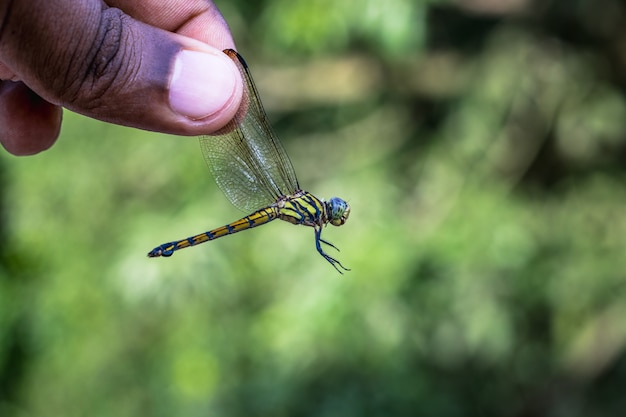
[200,49,300,213]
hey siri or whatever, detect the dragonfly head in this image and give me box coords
[327,197,350,226]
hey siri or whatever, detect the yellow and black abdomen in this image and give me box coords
[147,206,279,257]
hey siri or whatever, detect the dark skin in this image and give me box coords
[0,0,243,155]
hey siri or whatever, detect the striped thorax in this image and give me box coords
[277,190,350,229]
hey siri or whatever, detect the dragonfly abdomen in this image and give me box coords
[147,206,279,257]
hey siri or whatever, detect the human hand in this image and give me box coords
[0,0,243,155]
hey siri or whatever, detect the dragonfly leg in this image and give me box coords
[319,237,340,252]
[315,228,350,274]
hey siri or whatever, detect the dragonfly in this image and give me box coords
[148,49,350,273]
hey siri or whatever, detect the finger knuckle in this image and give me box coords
[60,9,138,109]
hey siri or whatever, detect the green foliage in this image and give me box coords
[2,0,626,416]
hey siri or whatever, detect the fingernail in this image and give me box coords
[169,50,238,120]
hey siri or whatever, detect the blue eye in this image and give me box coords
[328,197,350,226]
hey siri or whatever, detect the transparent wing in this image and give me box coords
[200,49,300,213]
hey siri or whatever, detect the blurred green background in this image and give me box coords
[2,0,626,416]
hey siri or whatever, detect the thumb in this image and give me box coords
[0,0,243,154]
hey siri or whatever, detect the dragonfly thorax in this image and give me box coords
[274,191,349,229]
[326,197,350,226]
